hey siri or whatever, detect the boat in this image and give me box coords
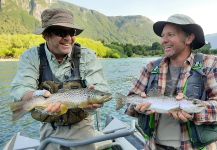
[3,115,147,150]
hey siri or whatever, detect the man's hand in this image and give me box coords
[33,90,64,113]
[22,90,51,102]
[169,110,193,122]
[33,89,51,98]
[169,92,193,122]
[135,92,155,114]
[46,102,65,113]
[83,84,103,110]
[135,102,153,114]
[126,92,155,116]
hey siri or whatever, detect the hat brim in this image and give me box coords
[34,23,83,36]
[153,21,205,49]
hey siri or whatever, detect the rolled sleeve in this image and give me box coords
[194,56,217,124]
[10,47,40,101]
[194,100,217,124]
[129,62,153,95]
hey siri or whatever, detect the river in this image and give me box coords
[0,57,158,149]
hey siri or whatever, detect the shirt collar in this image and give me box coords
[185,52,195,67]
[44,43,72,62]
[161,53,194,68]
[44,43,52,61]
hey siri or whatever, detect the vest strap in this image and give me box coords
[32,43,88,126]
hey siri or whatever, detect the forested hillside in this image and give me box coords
[0,0,159,45]
[0,0,216,59]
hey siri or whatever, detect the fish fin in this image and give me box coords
[35,106,45,112]
[10,101,28,121]
[115,93,127,110]
[59,104,68,115]
[78,102,87,109]
[40,104,68,116]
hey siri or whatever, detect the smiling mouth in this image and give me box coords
[164,46,173,51]
[61,43,70,46]
[165,45,172,49]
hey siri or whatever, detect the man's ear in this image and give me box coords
[43,35,48,41]
[186,33,195,45]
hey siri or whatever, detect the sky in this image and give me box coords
[62,0,217,35]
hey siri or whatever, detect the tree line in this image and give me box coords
[0,34,216,59]
[105,42,217,57]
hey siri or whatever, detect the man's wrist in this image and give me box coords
[33,90,51,97]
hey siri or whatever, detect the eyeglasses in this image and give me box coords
[47,27,76,37]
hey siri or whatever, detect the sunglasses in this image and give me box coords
[47,27,76,37]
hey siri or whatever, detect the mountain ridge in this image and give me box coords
[205,33,217,49]
[0,0,216,48]
[0,0,160,45]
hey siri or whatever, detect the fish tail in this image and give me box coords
[115,93,127,110]
[10,101,28,121]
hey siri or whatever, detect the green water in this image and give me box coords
[0,57,158,148]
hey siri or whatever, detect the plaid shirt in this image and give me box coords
[130,53,217,150]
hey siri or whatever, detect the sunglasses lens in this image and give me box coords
[51,28,75,37]
[69,30,75,36]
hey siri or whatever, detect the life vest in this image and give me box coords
[31,43,88,126]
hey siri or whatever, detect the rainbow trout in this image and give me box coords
[11,89,112,121]
[115,93,205,113]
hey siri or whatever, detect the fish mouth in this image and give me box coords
[108,95,113,100]
[103,95,113,101]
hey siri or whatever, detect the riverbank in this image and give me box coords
[0,58,111,61]
[0,58,19,61]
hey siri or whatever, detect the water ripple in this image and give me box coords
[0,57,158,149]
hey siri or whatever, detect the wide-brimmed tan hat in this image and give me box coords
[153,14,205,49]
[35,8,83,35]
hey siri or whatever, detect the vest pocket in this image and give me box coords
[146,75,159,95]
[186,72,204,99]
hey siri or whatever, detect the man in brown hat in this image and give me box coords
[11,8,109,150]
[126,14,217,149]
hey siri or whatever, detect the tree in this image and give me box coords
[151,42,162,50]
[124,44,133,57]
[196,42,211,54]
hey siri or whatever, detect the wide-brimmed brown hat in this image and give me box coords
[153,14,205,49]
[35,8,83,36]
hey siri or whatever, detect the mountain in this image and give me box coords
[205,33,217,49]
[0,0,159,45]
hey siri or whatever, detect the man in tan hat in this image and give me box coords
[126,14,217,149]
[11,8,109,150]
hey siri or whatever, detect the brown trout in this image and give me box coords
[115,93,205,113]
[10,89,112,121]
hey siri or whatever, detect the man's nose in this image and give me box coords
[161,36,169,44]
[63,34,72,40]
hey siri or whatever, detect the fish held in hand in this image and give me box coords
[115,93,205,114]
[10,89,112,121]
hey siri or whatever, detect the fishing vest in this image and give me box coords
[146,53,206,99]
[31,43,88,126]
[138,53,217,148]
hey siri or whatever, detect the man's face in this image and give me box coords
[44,26,76,58]
[160,24,192,59]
